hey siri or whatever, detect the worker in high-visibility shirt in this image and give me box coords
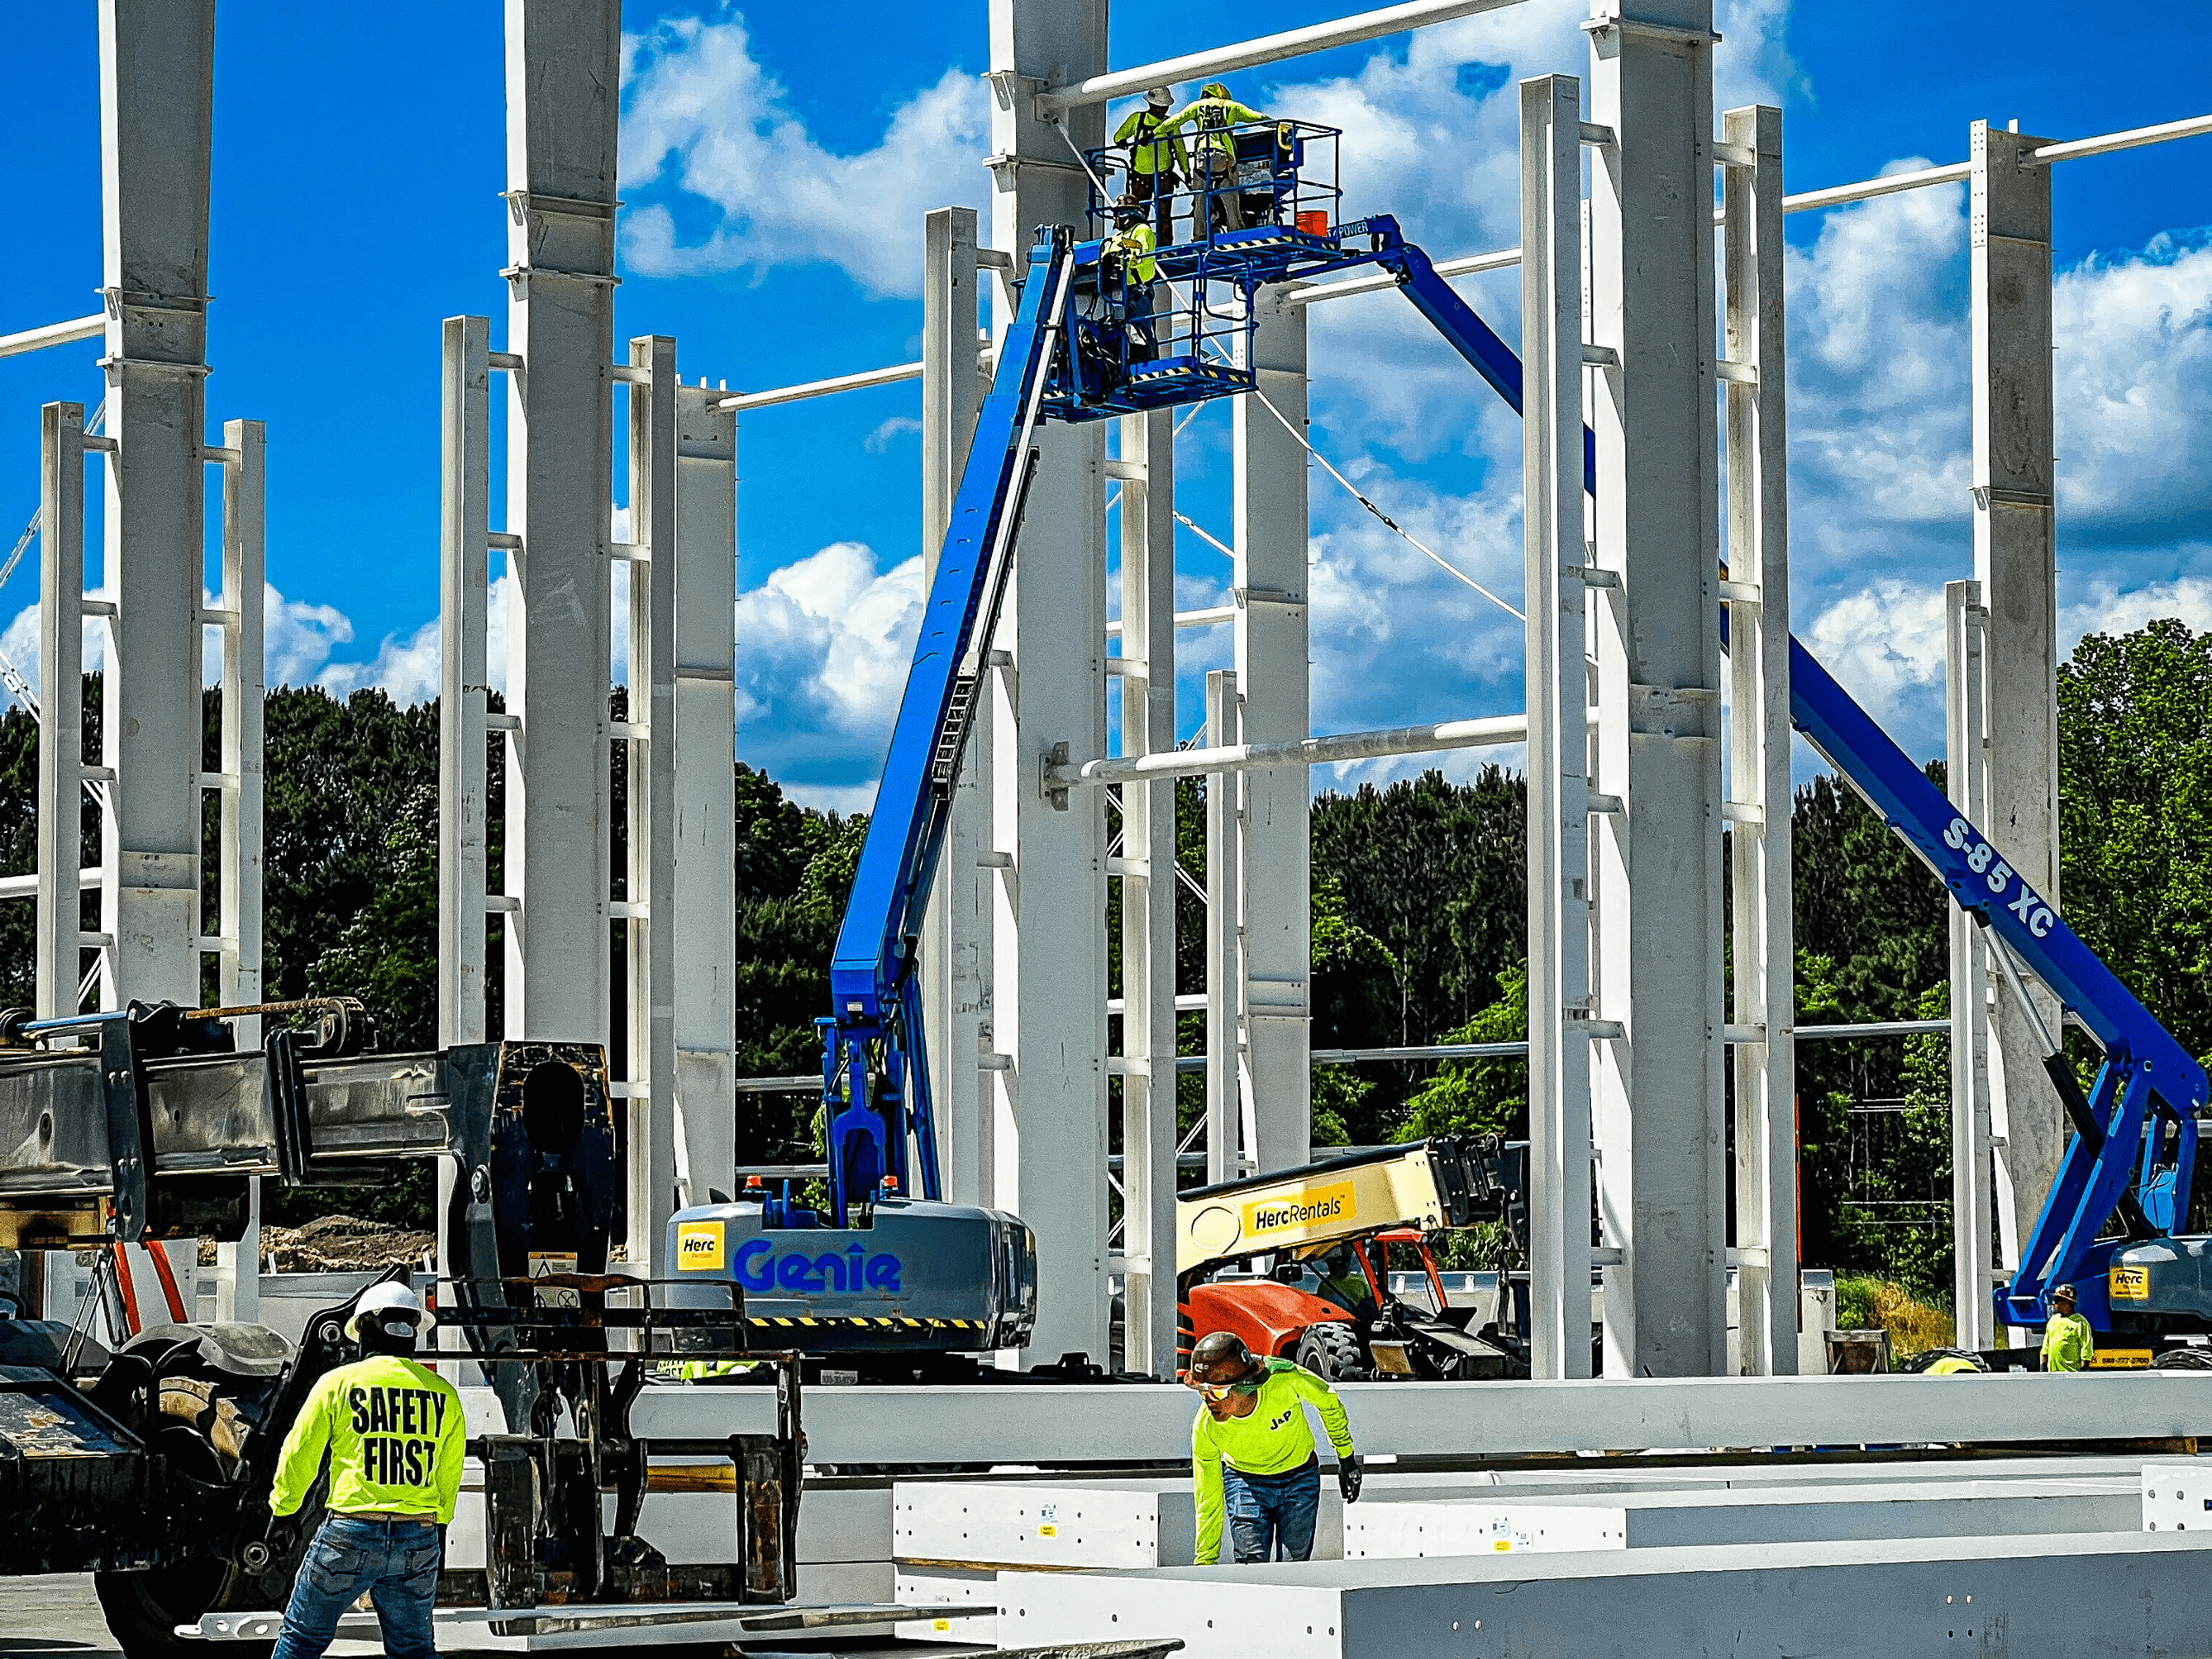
[266,1281,465,1659]
[1161,82,1273,232]
[1112,86,1185,243]
[1186,1331,1361,1566]
[2041,1282,2095,1372]
[1104,196,1161,361]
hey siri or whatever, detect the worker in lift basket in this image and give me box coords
[265,1281,466,1659]
[1162,82,1273,232]
[1112,86,1185,243]
[1187,1330,1363,1566]
[2041,1282,2095,1372]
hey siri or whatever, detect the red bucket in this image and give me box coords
[1296,209,1330,238]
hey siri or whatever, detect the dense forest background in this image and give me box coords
[2,617,2207,1310]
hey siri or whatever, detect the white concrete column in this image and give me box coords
[1205,670,1242,1185]
[1232,289,1311,1175]
[1970,119,2062,1260]
[1117,408,1179,1377]
[626,334,679,1268]
[672,380,738,1207]
[1722,103,1796,1376]
[501,0,619,1045]
[35,404,88,1021]
[1586,0,1728,1377]
[1946,578,1999,1349]
[988,0,1110,1364]
[439,315,493,1048]
[1520,73,1593,1381]
[98,0,215,1008]
[214,419,265,1036]
[922,206,991,1203]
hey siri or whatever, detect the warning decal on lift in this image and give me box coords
[529,1251,581,1309]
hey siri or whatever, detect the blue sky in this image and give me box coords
[3,3,2208,812]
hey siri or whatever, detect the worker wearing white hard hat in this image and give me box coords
[1112,86,1186,242]
[265,1278,465,1659]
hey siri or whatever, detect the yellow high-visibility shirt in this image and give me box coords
[1109,222,1158,286]
[1192,1359,1353,1566]
[268,1354,467,1524]
[2041,1311,2094,1372]
[1112,108,1187,175]
[1160,97,1270,160]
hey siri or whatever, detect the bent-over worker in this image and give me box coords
[267,1281,465,1659]
[1186,1330,1361,1565]
[2041,1282,2094,1372]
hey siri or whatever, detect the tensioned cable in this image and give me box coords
[1246,383,1523,623]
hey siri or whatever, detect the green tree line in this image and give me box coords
[0,616,2198,1287]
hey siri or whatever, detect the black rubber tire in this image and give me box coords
[1294,1323,1367,1381]
[2152,1345,2212,1371]
[94,1559,273,1659]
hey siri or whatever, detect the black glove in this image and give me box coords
[1337,1453,1363,1503]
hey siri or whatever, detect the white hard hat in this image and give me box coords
[346,1280,431,1342]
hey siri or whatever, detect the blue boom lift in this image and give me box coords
[677,116,2209,1363]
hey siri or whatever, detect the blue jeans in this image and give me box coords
[1223,1456,1320,1563]
[270,1515,441,1659]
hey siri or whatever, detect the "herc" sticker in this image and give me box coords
[677,1221,726,1271]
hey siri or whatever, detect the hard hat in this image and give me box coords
[346,1280,430,1343]
[1201,82,1231,100]
[1187,1330,1257,1385]
[1145,86,1173,109]
[2051,1282,2077,1304]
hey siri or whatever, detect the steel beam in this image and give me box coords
[1586,0,1727,1376]
[921,207,990,1207]
[1233,289,1311,1173]
[97,0,215,1008]
[1117,408,1178,1376]
[1721,104,1796,1375]
[501,0,620,1046]
[438,316,493,1048]
[1969,121,2061,1263]
[988,0,1112,1364]
[672,380,738,1208]
[1520,73,1592,1381]
[1204,671,1242,1185]
[626,334,679,1264]
[35,404,88,1020]
[1946,580,2000,1346]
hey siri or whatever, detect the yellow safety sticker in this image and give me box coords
[1493,1540,1511,1552]
[1039,1525,1057,1537]
[676,1221,726,1271]
[933,1621,951,1632]
[2111,1264,2150,1300]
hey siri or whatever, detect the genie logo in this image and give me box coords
[734,1237,903,1295]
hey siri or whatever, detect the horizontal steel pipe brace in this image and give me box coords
[1052,713,1530,787]
[0,315,105,359]
[717,360,924,413]
[1034,0,1529,113]
[632,1372,2212,1463]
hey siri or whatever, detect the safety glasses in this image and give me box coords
[1197,1377,1263,1400]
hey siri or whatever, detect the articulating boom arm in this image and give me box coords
[821,229,1076,1225]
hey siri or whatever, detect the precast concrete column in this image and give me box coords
[672,381,739,1207]
[921,207,991,1202]
[1969,120,2062,1259]
[97,0,215,1008]
[213,420,265,1033]
[1946,579,1999,1349]
[501,0,620,1046]
[987,0,1111,1363]
[1721,104,1796,1376]
[36,404,89,1020]
[439,316,493,1048]
[1117,408,1179,1376]
[1232,289,1312,1175]
[1519,73,1593,1381]
[1586,0,1728,1377]
[1205,671,1243,1185]
[626,335,679,1268]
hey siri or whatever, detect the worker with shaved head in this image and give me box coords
[1185,1331,1362,1566]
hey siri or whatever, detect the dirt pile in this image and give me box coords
[260,1214,435,1273]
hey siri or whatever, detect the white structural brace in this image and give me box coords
[1047,713,1530,789]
